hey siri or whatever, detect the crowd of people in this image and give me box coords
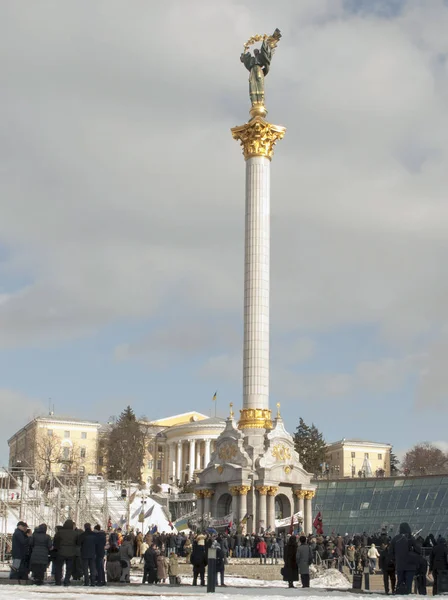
[8,518,448,594]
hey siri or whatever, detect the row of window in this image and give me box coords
[61,447,87,459]
[48,430,88,439]
[328,452,383,460]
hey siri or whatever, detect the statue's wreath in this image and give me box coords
[243,30,281,53]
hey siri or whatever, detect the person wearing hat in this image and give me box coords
[10,521,29,580]
[190,537,208,586]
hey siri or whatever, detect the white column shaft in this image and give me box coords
[176,443,183,483]
[196,441,202,470]
[188,440,195,481]
[305,498,312,535]
[243,156,270,410]
[204,439,211,467]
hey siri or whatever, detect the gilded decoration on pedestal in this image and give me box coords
[231,117,286,161]
[195,490,204,499]
[267,486,279,496]
[237,485,251,496]
[284,466,292,475]
[238,408,272,430]
[304,490,315,500]
[229,486,240,496]
[216,466,224,474]
[256,485,269,495]
[218,442,238,462]
[272,444,291,462]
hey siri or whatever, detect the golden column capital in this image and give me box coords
[267,486,279,496]
[304,490,315,500]
[294,489,306,499]
[195,490,204,499]
[231,116,286,161]
[201,489,215,499]
[256,485,269,496]
[229,486,240,496]
[237,485,251,496]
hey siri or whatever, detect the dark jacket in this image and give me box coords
[95,530,107,558]
[11,527,28,560]
[430,539,448,572]
[53,519,79,559]
[379,546,395,573]
[79,528,97,559]
[390,522,421,572]
[190,543,208,567]
[29,524,52,565]
[106,549,121,581]
[283,537,298,582]
[119,540,134,563]
[144,547,157,569]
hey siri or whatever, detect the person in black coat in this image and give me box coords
[94,524,107,586]
[79,523,97,586]
[10,521,29,580]
[390,522,421,595]
[379,542,396,594]
[190,541,208,586]
[53,519,79,586]
[430,537,448,596]
[282,535,298,588]
[29,524,52,585]
[143,543,158,584]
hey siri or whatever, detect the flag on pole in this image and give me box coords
[313,511,324,535]
[212,391,217,401]
[144,505,154,519]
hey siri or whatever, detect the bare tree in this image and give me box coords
[402,442,448,475]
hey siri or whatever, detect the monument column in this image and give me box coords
[204,439,211,467]
[232,100,285,433]
[304,491,315,535]
[238,486,250,527]
[256,486,268,532]
[267,486,278,530]
[188,439,196,481]
[176,442,183,483]
[202,489,214,517]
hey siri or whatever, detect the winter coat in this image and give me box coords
[169,554,179,576]
[140,541,148,555]
[53,520,79,559]
[390,522,421,572]
[282,538,298,582]
[257,540,267,554]
[11,527,29,560]
[346,546,356,562]
[106,551,121,581]
[144,547,157,569]
[368,545,379,559]
[118,540,133,564]
[430,539,448,572]
[190,543,208,567]
[95,530,107,558]
[157,554,168,580]
[379,547,395,573]
[296,543,313,575]
[79,528,97,559]
[29,525,51,565]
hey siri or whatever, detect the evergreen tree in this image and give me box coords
[106,406,145,483]
[293,418,327,475]
[389,450,400,474]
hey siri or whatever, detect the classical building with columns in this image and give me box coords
[140,412,226,487]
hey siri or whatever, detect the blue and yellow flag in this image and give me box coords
[212,391,217,401]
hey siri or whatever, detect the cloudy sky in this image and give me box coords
[1,0,448,464]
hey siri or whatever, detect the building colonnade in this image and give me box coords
[195,486,316,533]
[166,438,216,484]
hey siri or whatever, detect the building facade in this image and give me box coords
[326,439,392,478]
[8,416,101,476]
[140,412,226,487]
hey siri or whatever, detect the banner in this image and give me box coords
[275,511,303,529]
[209,512,233,527]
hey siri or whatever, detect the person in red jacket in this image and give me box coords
[257,538,267,565]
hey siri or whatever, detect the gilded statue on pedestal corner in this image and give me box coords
[240,28,282,111]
